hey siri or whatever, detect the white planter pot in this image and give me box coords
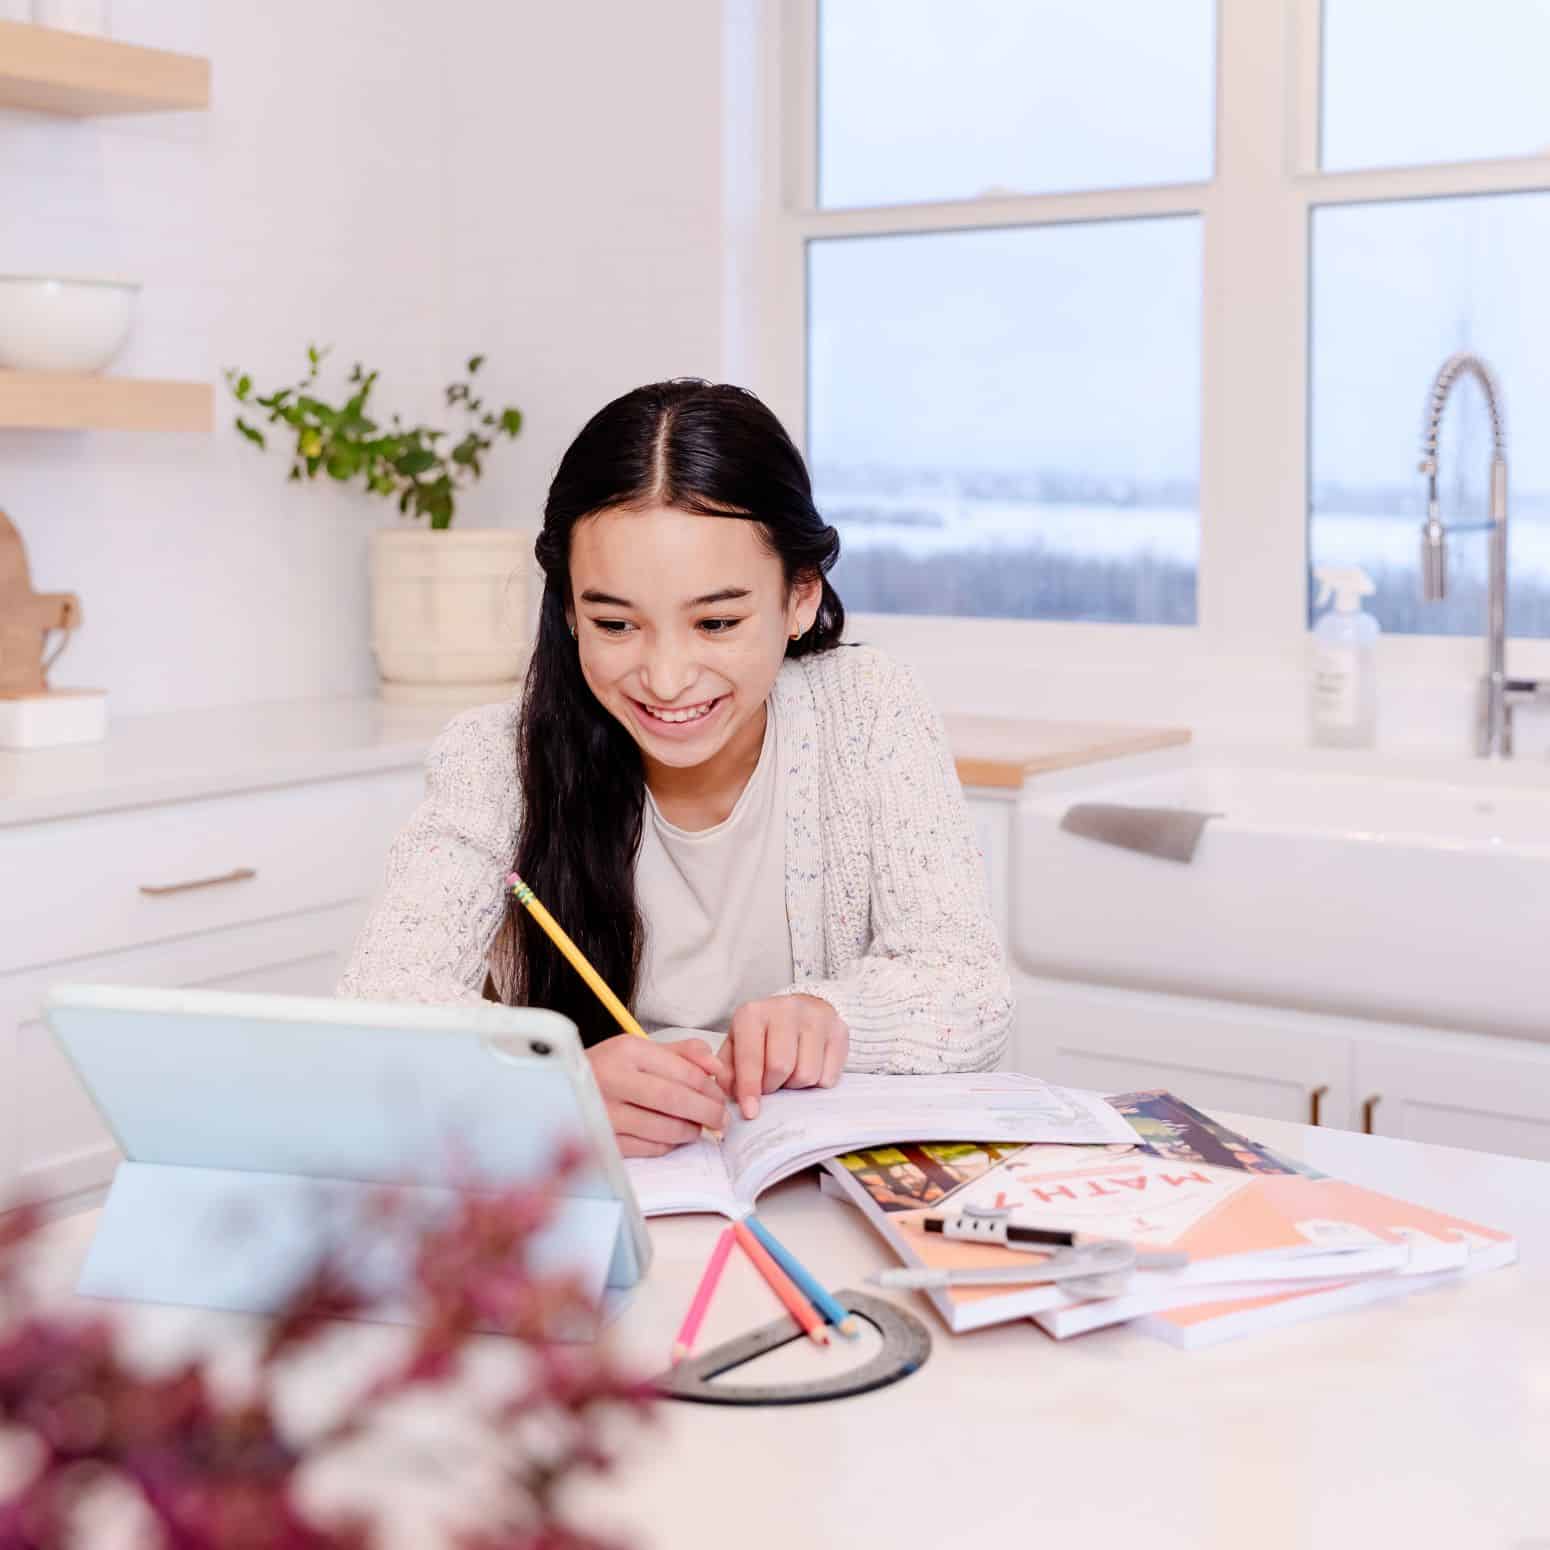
[369,528,531,706]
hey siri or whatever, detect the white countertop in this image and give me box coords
[0,696,1198,827]
[0,698,452,827]
[22,1114,1549,1549]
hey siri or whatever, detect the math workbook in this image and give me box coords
[821,1091,1516,1340]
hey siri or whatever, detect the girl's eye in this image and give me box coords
[590,618,633,635]
[698,618,742,635]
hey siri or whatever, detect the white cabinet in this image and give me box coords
[1013,969,1550,1163]
[2,769,422,976]
[1,905,369,1206]
[1,752,427,1209]
[1014,974,1353,1128]
[1352,1032,1550,1163]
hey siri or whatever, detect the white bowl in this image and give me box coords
[0,275,139,373]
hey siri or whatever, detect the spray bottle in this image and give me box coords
[1310,566,1379,748]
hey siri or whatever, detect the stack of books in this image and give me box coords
[818,1090,1517,1349]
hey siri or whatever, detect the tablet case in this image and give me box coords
[44,985,649,1333]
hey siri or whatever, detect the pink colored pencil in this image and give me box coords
[672,1227,736,1364]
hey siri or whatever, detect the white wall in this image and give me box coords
[4,0,734,717]
[439,0,729,536]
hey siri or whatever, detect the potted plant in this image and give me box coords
[227,348,530,705]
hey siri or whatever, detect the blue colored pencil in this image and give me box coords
[743,1213,858,1339]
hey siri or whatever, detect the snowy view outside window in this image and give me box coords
[812,0,1550,635]
[808,220,1202,624]
[811,0,1212,624]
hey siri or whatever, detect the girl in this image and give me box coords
[340,380,1011,1155]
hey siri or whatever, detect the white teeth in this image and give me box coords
[646,700,716,724]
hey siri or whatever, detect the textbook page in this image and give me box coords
[625,1071,1135,1217]
[619,1135,738,1216]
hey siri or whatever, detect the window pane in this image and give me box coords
[1309,193,1550,637]
[808,219,1200,624]
[818,0,1215,209]
[1323,0,1550,171]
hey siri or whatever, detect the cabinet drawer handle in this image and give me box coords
[139,866,257,897]
[1361,1094,1381,1134]
[1308,1084,1329,1126]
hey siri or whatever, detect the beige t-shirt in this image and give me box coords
[634,698,794,1035]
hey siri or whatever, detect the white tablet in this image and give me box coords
[45,983,650,1326]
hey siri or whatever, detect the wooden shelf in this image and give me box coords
[0,20,209,115]
[0,372,213,432]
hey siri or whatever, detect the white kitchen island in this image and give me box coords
[16,1112,1548,1550]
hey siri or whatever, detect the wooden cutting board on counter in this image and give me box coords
[942,714,1191,789]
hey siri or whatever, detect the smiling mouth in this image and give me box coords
[634,696,723,725]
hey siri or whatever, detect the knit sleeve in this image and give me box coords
[783,654,1013,1072]
[337,702,521,1006]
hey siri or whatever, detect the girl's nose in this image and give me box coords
[639,642,695,704]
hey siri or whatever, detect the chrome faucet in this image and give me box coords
[1419,351,1542,756]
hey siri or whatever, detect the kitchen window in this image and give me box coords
[758,0,1550,660]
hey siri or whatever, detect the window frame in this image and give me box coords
[744,0,1550,724]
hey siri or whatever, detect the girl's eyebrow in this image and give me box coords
[578,586,753,608]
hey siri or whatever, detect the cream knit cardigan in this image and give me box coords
[339,643,1012,1072]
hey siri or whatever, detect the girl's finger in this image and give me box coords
[728,1012,769,1119]
[617,1134,675,1159]
[626,1068,729,1131]
[633,1041,731,1109]
[669,1037,732,1092]
[789,1020,828,1089]
[761,1014,799,1093]
[607,1099,701,1147]
[819,1019,850,1088]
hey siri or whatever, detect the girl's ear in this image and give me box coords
[790,572,823,634]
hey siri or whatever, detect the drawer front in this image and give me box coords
[1,769,423,974]
[1,902,370,1205]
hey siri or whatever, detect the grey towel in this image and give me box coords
[1058,802,1221,863]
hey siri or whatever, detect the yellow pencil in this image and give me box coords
[510,872,724,1140]
[508,873,650,1039]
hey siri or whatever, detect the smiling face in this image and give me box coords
[568,504,820,783]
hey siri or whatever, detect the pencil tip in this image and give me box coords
[837,1316,861,1338]
[670,1342,688,1364]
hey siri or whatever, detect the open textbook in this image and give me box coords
[820,1091,1516,1340]
[622,1071,1138,1218]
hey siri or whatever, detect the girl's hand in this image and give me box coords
[723,994,849,1121]
[587,1035,730,1158]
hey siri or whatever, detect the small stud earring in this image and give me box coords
[568,622,576,639]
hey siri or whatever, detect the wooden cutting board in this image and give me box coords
[0,508,81,697]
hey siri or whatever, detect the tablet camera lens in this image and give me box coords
[530,1040,552,1056]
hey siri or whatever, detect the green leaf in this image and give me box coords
[498,408,523,437]
[235,416,266,449]
[326,444,360,481]
[467,354,485,374]
[394,447,438,477]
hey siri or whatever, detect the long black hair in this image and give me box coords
[497,379,845,1042]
